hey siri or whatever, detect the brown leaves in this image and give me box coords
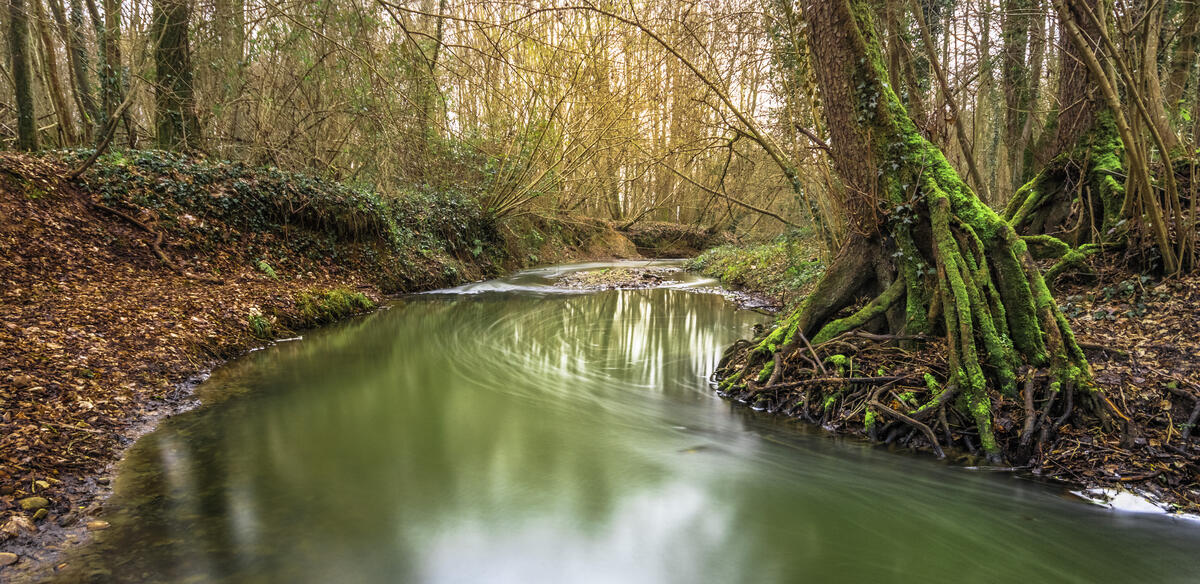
[0,153,384,535]
[1055,269,1200,512]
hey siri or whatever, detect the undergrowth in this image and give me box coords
[66,149,507,288]
[689,229,825,305]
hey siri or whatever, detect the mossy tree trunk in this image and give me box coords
[719,0,1119,463]
[1002,0,1127,284]
[1164,1,1199,120]
[1007,0,1188,275]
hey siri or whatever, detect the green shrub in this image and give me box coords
[248,313,273,338]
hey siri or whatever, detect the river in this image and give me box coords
[49,261,1200,583]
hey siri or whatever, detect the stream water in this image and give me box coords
[49,261,1200,583]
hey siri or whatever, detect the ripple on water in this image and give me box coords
[41,262,1200,584]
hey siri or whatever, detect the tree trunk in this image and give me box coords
[1137,1,1180,155]
[1005,0,1123,247]
[34,0,78,146]
[211,0,245,154]
[48,0,98,140]
[718,0,1115,463]
[152,0,200,151]
[94,0,135,147]
[9,0,39,150]
[1001,0,1037,191]
[1164,1,1199,116]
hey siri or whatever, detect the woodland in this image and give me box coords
[1,0,1199,528]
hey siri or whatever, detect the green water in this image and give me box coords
[51,262,1200,583]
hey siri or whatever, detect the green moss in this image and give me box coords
[296,288,375,325]
[718,370,744,393]
[825,354,850,376]
[755,309,802,355]
[822,394,838,412]
[757,360,775,383]
[1021,234,1071,259]
[864,409,879,431]
[1004,176,1040,222]
[923,373,940,393]
[812,277,905,344]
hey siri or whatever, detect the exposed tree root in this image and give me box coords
[718,0,1129,472]
[94,202,225,284]
[716,117,1124,466]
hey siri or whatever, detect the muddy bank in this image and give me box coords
[617,220,735,258]
[0,151,640,577]
[556,266,684,290]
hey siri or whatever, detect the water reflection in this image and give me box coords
[50,264,1200,583]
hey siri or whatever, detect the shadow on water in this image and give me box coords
[50,263,1200,583]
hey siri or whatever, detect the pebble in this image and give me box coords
[0,552,18,566]
[18,496,50,511]
[86,520,110,531]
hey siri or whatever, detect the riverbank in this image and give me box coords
[691,239,1200,514]
[688,233,825,308]
[0,151,641,574]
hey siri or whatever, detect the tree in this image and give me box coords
[46,0,100,141]
[152,0,200,150]
[1006,0,1189,275]
[719,0,1119,462]
[9,0,39,150]
[1164,1,1199,118]
[92,0,136,147]
[34,0,79,145]
[1004,0,1119,245]
[1000,0,1045,191]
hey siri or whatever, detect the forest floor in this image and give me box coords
[0,151,640,575]
[691,237,1200,515]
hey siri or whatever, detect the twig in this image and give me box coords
[1182,400,1200,441]
[760,376,913,391]
[850,331,927,342]
[794,123,832,155]
[41,421,103,434]
[1077,341,1130,358]
[1099,471,1162,482]
[796,329,828,376]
